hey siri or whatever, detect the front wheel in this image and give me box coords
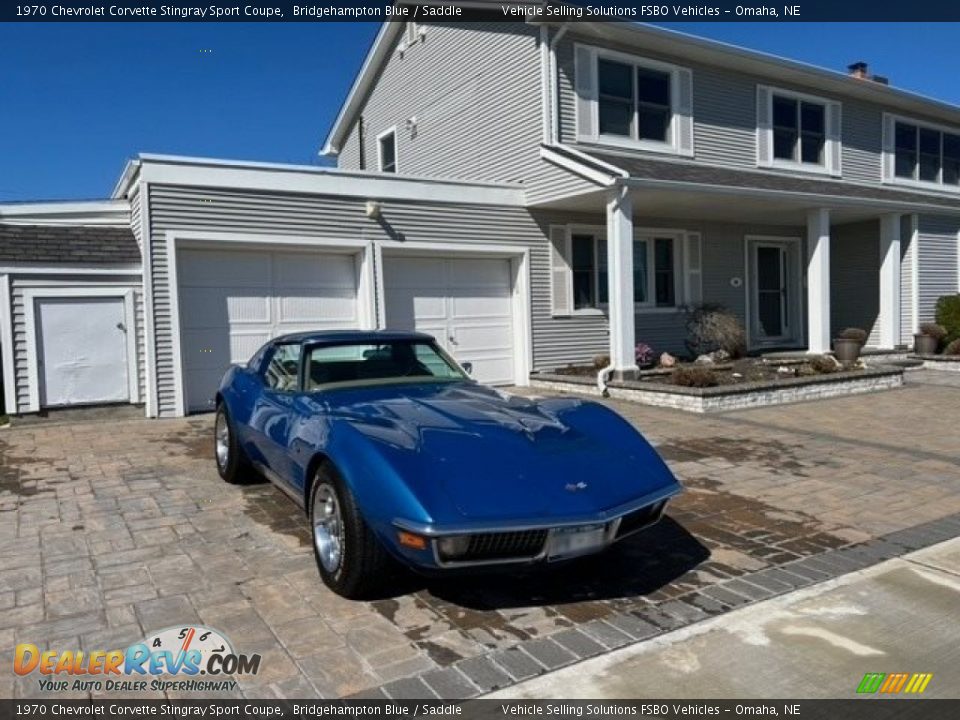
[309,464,396,599]
[214,404,251,484]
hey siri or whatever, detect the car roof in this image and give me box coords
[271,329,437,345]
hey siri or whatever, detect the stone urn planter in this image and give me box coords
[832,338,862,366]
[914,333,938,355]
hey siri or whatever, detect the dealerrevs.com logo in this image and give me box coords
[14,625,260,693]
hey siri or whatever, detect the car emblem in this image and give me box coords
[565,481,588,492]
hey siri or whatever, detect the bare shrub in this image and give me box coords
[838,327,868,344]
[671,366,720,388]
[684,304,747,359]
[808,354,840,374]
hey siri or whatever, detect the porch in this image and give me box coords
[531,154,950,378]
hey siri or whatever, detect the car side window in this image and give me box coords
[261,343,302,392]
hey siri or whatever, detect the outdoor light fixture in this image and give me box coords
[365,201,382,220]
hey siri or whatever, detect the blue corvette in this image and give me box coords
[214,330,682,598]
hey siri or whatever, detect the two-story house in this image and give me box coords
[2,11,959,418]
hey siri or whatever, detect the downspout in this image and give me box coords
[548,24,569,144]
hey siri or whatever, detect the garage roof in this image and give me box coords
[0,224,141,265]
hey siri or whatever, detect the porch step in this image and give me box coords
[885,358,924,370]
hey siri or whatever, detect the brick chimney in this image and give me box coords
[848,61,869,79]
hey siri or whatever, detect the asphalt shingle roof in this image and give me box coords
[0,224,140,265]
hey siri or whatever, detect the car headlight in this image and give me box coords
[436,535,471,561]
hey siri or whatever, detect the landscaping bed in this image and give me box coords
[531,361,904,413]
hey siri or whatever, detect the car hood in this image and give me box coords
[321,382,680,523]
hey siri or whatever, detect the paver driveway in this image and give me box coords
[1,371,958,699]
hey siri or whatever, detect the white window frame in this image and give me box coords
[565,225,685,315]
[376,127,398,173]
[579,45,687,156]
[884,112,960,193]
[759,86,838,176]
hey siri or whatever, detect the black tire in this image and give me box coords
[309,463,396,599]
[214,404,251,484]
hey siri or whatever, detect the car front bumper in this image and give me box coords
[391,486,681,569]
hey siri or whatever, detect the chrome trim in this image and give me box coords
[254,462,306,509]
[421,490,678,569]
[393,485,680,537]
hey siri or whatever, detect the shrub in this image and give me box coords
[671,366,720,388]
[684,303,747,359]
[936,294,960,345]
[945,338,960,356]
[591,354,610,370]
[919,322,948,341]
[838,327,868,344]
[808,354,839,374]
[635,343,655,367]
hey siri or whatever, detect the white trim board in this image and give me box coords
[165,231,378,417]
[0,264,142,275]
[21,287,140,413]
[0,275,15,415]
[375,240,533,387]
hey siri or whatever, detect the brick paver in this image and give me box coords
[1,372,958,699]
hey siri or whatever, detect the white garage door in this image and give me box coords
[383,255,515,385]
[37,297,130,407]
[177,247,358,412]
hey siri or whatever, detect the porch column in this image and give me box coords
[806,208,832,354]
[878,213,902,349]
[606,185,638,379]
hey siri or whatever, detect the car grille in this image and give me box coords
[462,529,549,562]
[616,501,666,539]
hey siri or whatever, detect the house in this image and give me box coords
[2,10,959,419]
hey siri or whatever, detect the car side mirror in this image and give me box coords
[462,362,473,375]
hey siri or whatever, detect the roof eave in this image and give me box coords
[319,21,404,158]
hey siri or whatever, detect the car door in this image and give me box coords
[248,342,302,489]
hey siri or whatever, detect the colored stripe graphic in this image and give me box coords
[858,672,933,694]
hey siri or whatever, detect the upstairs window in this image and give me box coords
[377,128,396,173]
[893,119,960,187]
[597,59,672,144]
[758,86,840,175]
[575,44,693,156]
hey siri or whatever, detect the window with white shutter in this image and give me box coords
[684,232,703,305]
[575,44,692,156]
[549,225,573,316]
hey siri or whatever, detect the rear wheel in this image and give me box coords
[309,463,395,599]
[214,404,251,484]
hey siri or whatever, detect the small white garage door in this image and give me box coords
[37,297,130,407]
[177,247,359,412]
[383,255,516,385]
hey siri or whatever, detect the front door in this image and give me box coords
[749,239,801,347]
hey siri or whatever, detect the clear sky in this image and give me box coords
[1,21,958,202]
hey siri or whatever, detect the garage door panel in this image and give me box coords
[273,252,356,288]
[386,257,448,288]
[383,254,516,386]
[178,247,360,412]
[178,250,271,287]
[180,288,272,327]
[448,258,511,287]
[278,292,357,324]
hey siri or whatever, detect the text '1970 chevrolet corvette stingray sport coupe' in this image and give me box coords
[214,331,682,598]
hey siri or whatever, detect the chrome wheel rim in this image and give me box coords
[312,484,343,574]
[215,411,229,470]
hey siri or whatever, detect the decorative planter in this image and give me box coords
[832,338,862,366]
[914,333,939,356]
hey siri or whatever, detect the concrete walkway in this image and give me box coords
[492,537,960,699]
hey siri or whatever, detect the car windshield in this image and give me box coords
[305,340,468,391]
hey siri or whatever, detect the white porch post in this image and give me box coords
[606,185,638,379]
[806,208,832,354]
[879,213,902,349]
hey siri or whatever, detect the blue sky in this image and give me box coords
[1,22,958,201]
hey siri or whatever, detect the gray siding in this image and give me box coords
[146,184,568,415]
[917,215,960,325]
[525,158,605,206]
[554,31,959,187]
[10,275,144,414]
[830,221,881,346]
[336,22,543,186]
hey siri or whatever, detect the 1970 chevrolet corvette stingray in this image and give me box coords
[214,330,682,598]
